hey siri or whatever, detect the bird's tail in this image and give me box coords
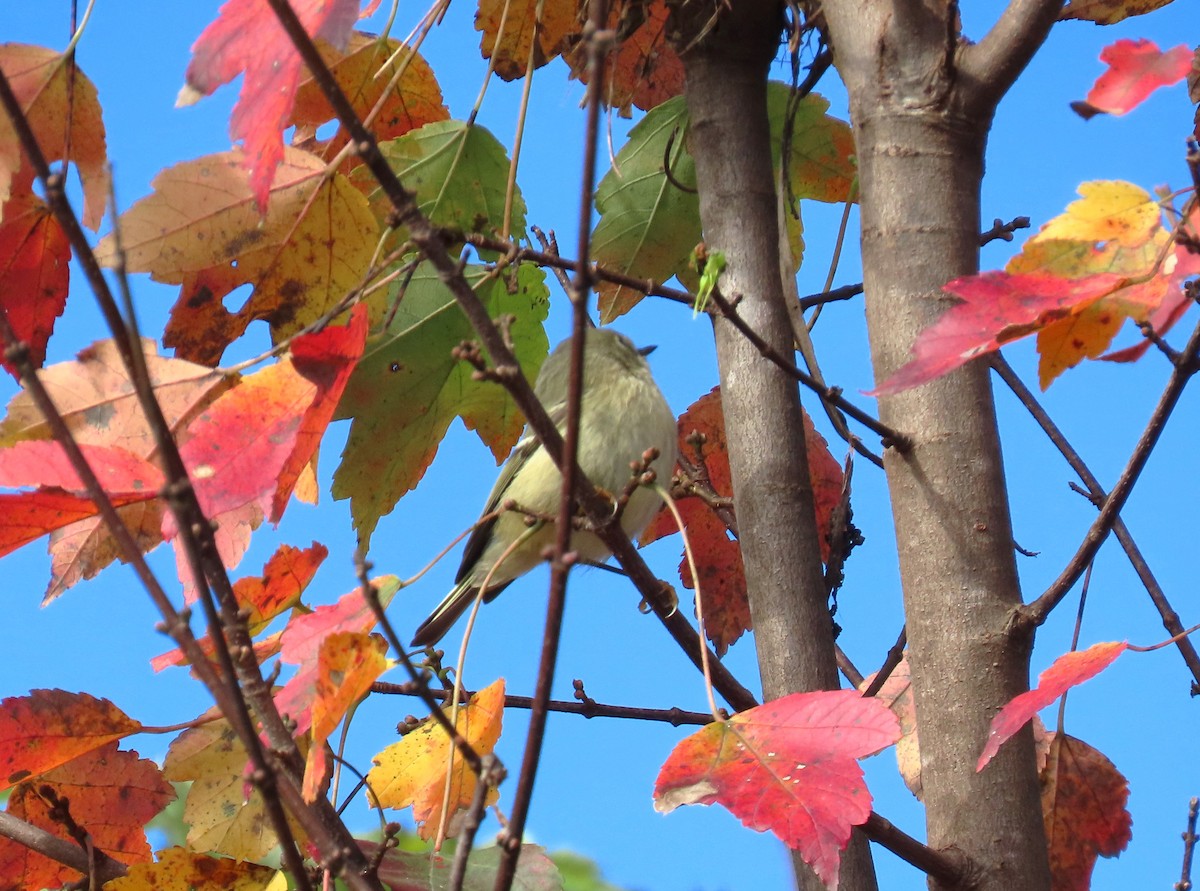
[410,579,510,648]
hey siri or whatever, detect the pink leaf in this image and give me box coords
[977,642,1128,771]
[1072,40,1194,119]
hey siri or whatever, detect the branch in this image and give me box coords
[1022,308,1200,626]
[707,286,907,455]
[372,681,716,726]
[1178,797,1199,891]
[0,812,126,887]
[992,356,1200,692]
[961,0,1064,105]
[497,3,611,882]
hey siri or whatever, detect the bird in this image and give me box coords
[410,327,678,647]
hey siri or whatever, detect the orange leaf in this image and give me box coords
[0,691,142,789]
[0,45,109,229]
[1041,734,1132,889]
[182,0,361,210]
[475,0,579,80]
[291,32,448,153]
[1072,40,1193,118]
[151,541,328,670]
[94,150,378,366]
[272,304,368,520]
[302,631,389,801]
[0,338,231,600]
[654,690,899,890]
[366,678,505,839]
[977,641,1127,771]
[0,188,70,376]
[565,0,683,116]
[0,743,174,890]
[0,489,154,561]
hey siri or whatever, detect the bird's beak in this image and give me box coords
[638,345,657,357]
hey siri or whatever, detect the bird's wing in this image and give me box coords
[454,397,569,584]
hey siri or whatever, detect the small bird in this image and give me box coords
[410,327,678,647]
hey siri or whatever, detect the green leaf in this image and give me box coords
[590,86,853,321]
[591,96,700,322]
[333,261,550,544]
[360,119,526,243]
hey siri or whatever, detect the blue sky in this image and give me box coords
[3,2,1199,890]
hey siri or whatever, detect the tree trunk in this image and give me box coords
[818,1,1057,886]
[678,4,879,889]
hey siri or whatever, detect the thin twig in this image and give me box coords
[991,356,1200,691]
[371,681,714,725]
[495,4,610,884]
[1177,797,1199,891]
[862,627,908,698]
[1022,311,1200,626]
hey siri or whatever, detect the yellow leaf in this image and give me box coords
[366,678,505,839]
[1036,180,1160,249]
[108,848,275,891]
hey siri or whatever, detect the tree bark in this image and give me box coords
[677,4,879,889]
[817,0,1057,886]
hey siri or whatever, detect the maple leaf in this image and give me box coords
[271,580,397,796]
[151,541,328,671]
[366,678,505,840]
[654,690,899,890]
[591,85,854,320]
[0,690,143,789]
[290,32,449,156]
[107,847,278,891]
[1038,180,1162,248]
[0,440,162,566]
[871,271,1129,395]
[160,311,365,585]
[302,631,389,800]
[476,0,580,80]
[1059,0,1177,24]
[181,0,362,211]
[0,185,70,377]
[0,45,109,229]
[95,149,377,366]
[565,0,684,117]
[163,715,308,862]
[0,743,174,891]
[977,641,1127,771]
[1072,40,1194,119]
[1040,733,1133,890]
[640,387,844,655]
[334,262,549,545]
[354,120,528,246]
[0,338,231,600]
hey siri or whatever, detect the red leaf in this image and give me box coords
[272,303,367,520]
[0,440,163,494]
[977,641,1127,771]
[0,691,142,789]
[183,0,362,211]
[1072,40,1193,118]
[1041,733,1133,889]
[0,190,70,376]
[654,690,899,889]
[0,490,153,561]
[870,272,1126,395]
